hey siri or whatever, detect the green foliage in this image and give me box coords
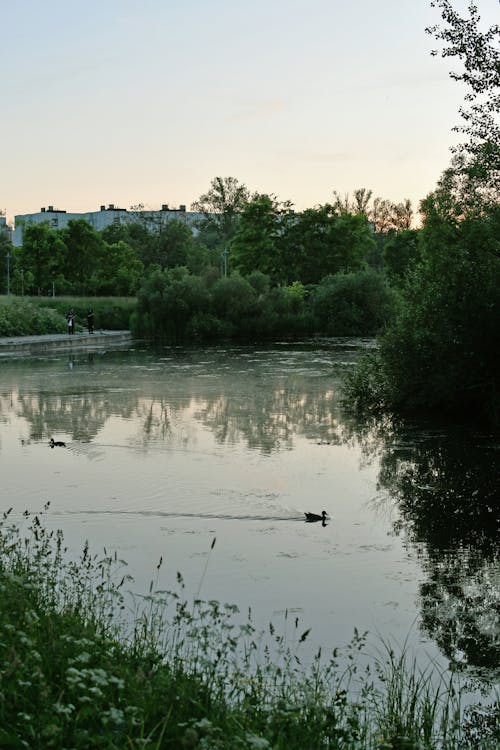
[132,265,395,343]
[345,205,500,423]
[426,0,500,193]
[15,223,67,296]
[192,176,250,248]
[13,220,145,297]
[0,511,497,749]
[132,267,210,343]
[0,298,67,336]
[343,3,500,427]
[231,194,286,280]
[383,230,421,284]
[60,220,106,294]
[383,209,499,418]
[91,240,144,296]
[30,296,136,331]
[210,273,258,337]
[282,206,375,284]
[312,270,397,336]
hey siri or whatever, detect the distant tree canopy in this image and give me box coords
[191,176,250,248]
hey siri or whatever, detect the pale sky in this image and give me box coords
[2,0,498,225]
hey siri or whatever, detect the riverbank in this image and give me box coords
[0,330,133,358]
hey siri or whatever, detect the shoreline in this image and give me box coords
[0,330,134,357]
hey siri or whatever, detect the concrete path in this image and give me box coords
[0,330,134,357]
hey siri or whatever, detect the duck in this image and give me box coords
[49,438,66,448]
[304,511,328,523]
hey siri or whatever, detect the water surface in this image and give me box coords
[0,341,497,684]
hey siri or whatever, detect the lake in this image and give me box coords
[0,339,498,689]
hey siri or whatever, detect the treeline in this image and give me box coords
[1,181,419,341]
[1,185,417,300]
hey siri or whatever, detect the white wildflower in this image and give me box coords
[72,652,91,665]
[53,702,75,717]
[245,734,271,749]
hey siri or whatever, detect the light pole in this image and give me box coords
[21,269,24,296]
[6,251,10,296]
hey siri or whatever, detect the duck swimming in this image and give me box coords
[49,438,66,448]
[304,511,328,523]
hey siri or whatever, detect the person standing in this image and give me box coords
[67,309,74,335]
[87,309,95,334]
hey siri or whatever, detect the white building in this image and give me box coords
[13,204,205,246]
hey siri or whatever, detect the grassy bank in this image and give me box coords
[0,296,135,336]
[0,508,497,749]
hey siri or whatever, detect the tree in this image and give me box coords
[383,229,422,283]
[426,0,500,194]
[282,205,374,284]
[231,193,288,280]
[354,205,500,420]
[61,220,105,294]
[352,187,373,216]
[16,223,67,295]
[210,273,257,336]
[345,3,499,423]
[101,220,155,268]
[156,219,201,270]
[371,197,414,233]
[332,189,414,232]
[191,177,250,247]
[91,240,144,296]
[133,267,211,343]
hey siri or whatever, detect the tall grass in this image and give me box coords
[0,507,497,749]
[25,295,136,331]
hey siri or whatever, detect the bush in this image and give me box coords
[312,270,397,336]
[132,267,211,343]
[0,298,67,336]
[210,273,258,337]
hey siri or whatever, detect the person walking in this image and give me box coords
[87,309,95,334]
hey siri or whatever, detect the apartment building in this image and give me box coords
[13,204,204,246]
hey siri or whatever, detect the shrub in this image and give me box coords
[133,267,210,343]
[312,270,397,336]
[0,298,67,336]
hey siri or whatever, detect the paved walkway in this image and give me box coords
[0,330,133,357]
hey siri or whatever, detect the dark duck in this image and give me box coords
[304,511,328,523]
[50,438,66,448]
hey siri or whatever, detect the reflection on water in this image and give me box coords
[0,341,498,686]
[367,422,499,679]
